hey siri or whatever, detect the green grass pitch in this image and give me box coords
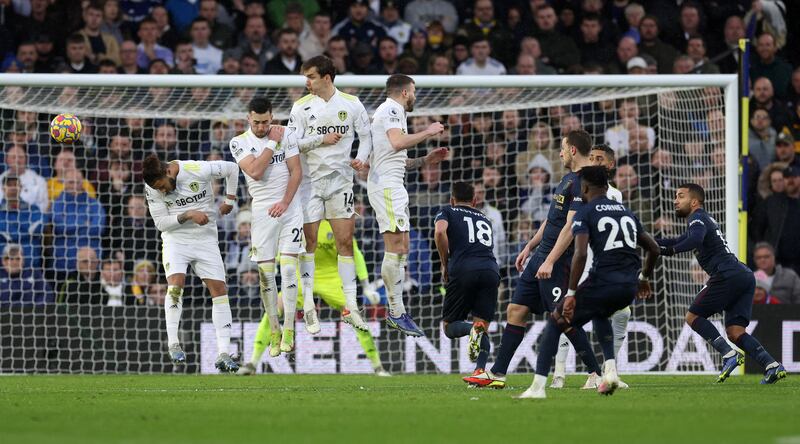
[0,374,798,444]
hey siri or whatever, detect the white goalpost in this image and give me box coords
[0,73,738,374]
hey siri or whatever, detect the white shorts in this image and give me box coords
[302,173,356,223]
[162,241,226,281]
[367,185,410,233]
[250,201,303,261]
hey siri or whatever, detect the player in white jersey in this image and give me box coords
[230,97,304,356]
[142,154,240,372]
[353,74,447,336]
[551,144,632,389]
[287,55,373,332]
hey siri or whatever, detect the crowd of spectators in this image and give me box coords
[0,0,799,307]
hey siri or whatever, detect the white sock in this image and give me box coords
[164,285,183,346]
[554,333,570,377]
[212,295,232,355]
[338,255,358,309]
[382,252,406,316]
[300,252,316,312]
[611,306,631,361]
[280,256,299,331]
[258,262,280,332]
[532,373,547,391]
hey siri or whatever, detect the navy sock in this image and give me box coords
[593,317,615,361]
[735,333,777,369]
[566,326,602,375]
[476,333,490,370]
[535,319,561,376]
[490,323,526,376]
[444,321,472,339]
[690,317,733,356]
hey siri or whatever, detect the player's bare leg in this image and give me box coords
[301,221,321,334]
[330,217,368,331]
[165,273,187,364]
[204,278,238,372]
[382,230,423,336]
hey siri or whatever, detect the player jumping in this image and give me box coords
[143,154,240,372]
[353,73,447,336]
[518,166,659,398]
[434,182,500,384]
[230,97,304,356]
[658,184,787,384]
[238,220,390,376]
[288,55,372,332]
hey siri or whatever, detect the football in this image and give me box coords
[50,113,82,143]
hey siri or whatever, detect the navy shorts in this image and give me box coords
[512,252,571,315]
[567,280,637,328]
[690,267,755,327]
[442,269,500,323]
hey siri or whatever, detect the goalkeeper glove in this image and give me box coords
[361,279,381,305]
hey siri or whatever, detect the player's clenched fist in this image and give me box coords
[426,122,445,136]
[267,125,284,142]
[323,132,342,144]
[185,210,209,225]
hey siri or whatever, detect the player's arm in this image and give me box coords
[405,147,449,170]
[235,140,276,181]
[515,220,547,272]
[353,102,373,162]
[387,121,444,152]
[658,220,705,256]
[208,160,239,214]
[563,231,589,323]
[146,190,207,231]
[637,230,660,300]
[433,219,450,283]
[269,152,302,218]
[537,210,577,279]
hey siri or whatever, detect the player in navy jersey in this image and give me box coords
[434,182,501,382]
[466,130,602,389]
[658,184,786,384]
[518,166,660,398]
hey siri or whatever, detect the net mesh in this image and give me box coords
[0,79,730,374]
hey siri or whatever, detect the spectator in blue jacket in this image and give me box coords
[0,243,52,305]
[50,169,106,274]
[0,175,44,269]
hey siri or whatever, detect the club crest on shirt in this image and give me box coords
[326,232,334,241]
[338,110,347,121]
[189,182,200,193]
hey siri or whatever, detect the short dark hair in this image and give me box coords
[277,28,298,39]
[451,181,475,202]
[678,183,705,204]
[301,55,336,81]
[386,73,414,95]
[379,36,398,47]
[142,153,167,187]
[470,36,489,47]
[190,17,211,28]
[566,129,592,156]
[582,12,601,23]
[2,175,19,186]
[66,33,85,46]
[86,1,103,12]
[592,143,615,159]
[248,97,272,114]
[580,165,609,189]
[98,58,118,69]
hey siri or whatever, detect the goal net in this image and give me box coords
[0,74,738,374]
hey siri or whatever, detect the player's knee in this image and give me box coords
[685,311,698,326]
[336,240,353,256]
[726,326,745,343]
[506,304,527,324]
[205,280,227,296]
